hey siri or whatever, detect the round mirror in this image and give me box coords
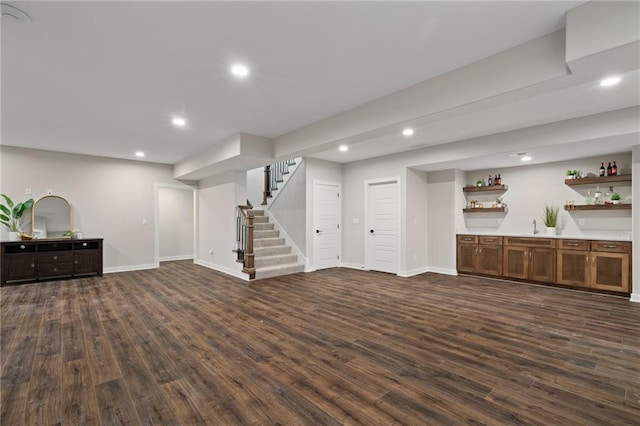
[31,195,73,239]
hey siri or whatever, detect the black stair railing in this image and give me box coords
[262,159,296,205]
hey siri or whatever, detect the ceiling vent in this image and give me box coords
[1,3,31,23]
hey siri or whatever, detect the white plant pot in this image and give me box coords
[8,231,20,241]
[612,200,620,204]
[545,227,557,236]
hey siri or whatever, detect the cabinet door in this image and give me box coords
[4,253,37,282]
[456,243,477,273]
[530,248,556,283]
[74,250,101,275]
[557,250,589,287]
[590,252,630,293]
[503,246,528,280]
[477,245,503,276]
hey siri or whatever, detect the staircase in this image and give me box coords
[250,210,304,279]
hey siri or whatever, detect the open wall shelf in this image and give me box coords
[463,185,508,193]
[565,204,631,211]
[463,207,508,213]
[564,175,631,186]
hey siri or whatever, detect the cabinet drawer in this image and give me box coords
[38,251,73,263]
[591,241,631,253]
[4,243,36,253]
[504,237,556,248]
[479,236,502,245]
[39,242,73,252]
[457,235,478,244]
[74,241,100,250]
[559,239,589,251]
[38,263,73,277]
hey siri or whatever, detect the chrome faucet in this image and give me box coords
[533,219,539,235]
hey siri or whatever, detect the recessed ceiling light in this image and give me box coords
[402,128,414,136]
[172,116,186,127]
[521,155,532,162]
[135,151,145,158]
[600,76,621,87]
[339,145,349,152]
[230,64,249,77]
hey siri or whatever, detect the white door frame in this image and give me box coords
[364,176,401,274]
[312,179,342,269]
[154,182,198,268]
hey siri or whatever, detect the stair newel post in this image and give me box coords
[262,165,271,206]
[245,214,255,278]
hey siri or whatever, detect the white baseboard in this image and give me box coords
[104,263,157,274]
[160,255,194,262]
[341,262,366,270]
[427,267,458,276]
[630,293,640,303]
[194,260,249,281]
[398,266,430,278]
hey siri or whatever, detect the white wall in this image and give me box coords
[269,160,307,257]
[425,170,458,275]
[195,172,246,279]
[403,168,429,276]
[464,153,633,237]
[0,146,185,271]
[246,166,264,207]
[632,145,639,302]
[158,187,194,261]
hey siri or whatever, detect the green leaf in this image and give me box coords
[0,214,10,222]
[0,205,9,216]
[23,199,34,210]
[1,194,14,209]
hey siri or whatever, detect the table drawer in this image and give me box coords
[504,237,556,248]
[38,262,73,277]
[559,239,590,251]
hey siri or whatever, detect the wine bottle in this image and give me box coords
[488,175,493,186]
[612,161,618,176]
[496,174,501,185]
[607,162,612,176]
[599,163,605,176]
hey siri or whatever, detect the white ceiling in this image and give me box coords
[2,1,590,167]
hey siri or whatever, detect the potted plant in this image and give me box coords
[475,179,483,187]
[565,169,579,179]
[0,194,34,241]
[610,192,621,204]
[542,204,560,235]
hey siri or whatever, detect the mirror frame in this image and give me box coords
[31,195,73,238]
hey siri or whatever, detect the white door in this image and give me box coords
[313,181,341,270]
[366,180,399,274]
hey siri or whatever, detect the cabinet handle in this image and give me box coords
[602,245,617,249]
[585,255,589,264]
[31,264,35,268]
[74,261,78,264]
[566,243,579,246]
[82,243,87,247]
[479,248,483,254]
[53,256,58,261]
[53,267,57,272]
[20,245,25,249]
[485,239,495,242]
[463,237,472,241]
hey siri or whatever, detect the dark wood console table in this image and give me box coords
[1,238,103,286]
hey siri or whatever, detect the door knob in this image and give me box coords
[316,229,321,234]
[370,229,375,234]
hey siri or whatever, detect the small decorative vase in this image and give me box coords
[8,231,20,241]
[545,227,557,236]
[612,200,620,205]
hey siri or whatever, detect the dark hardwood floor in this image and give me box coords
[1,261,639,425]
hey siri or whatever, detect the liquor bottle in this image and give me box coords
[594,186,602,204]
[586,190,593,205]
[599,163,605,176]
[607,162,612,176]
[612,161,618,176]
[488,175,493,186]
[496,174,501,185]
